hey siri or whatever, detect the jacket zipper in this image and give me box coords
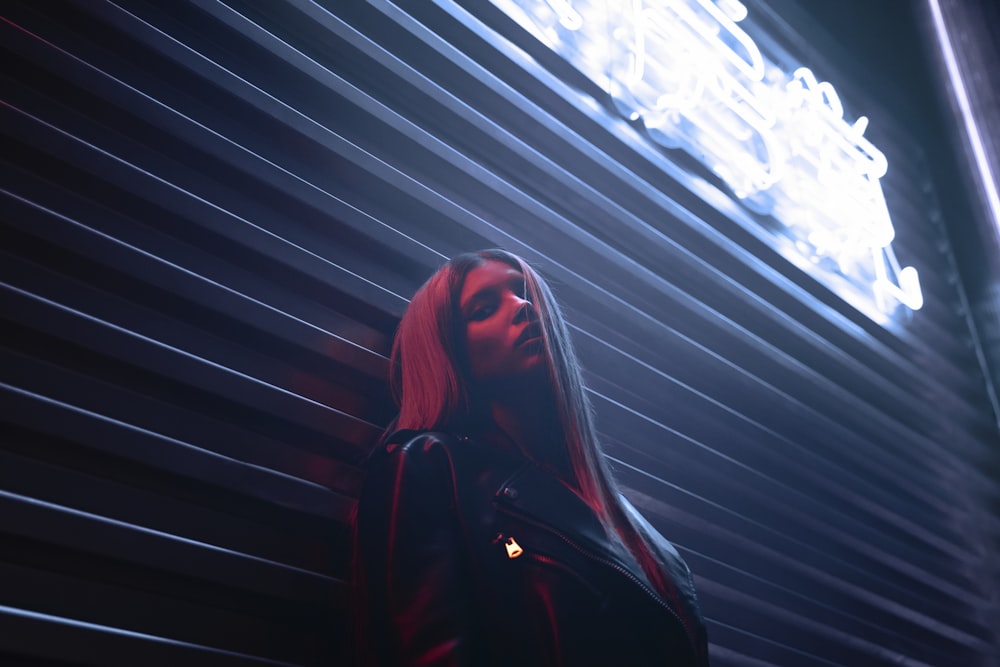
[495,505,700,660]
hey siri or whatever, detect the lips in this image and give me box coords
[515,323,542,347]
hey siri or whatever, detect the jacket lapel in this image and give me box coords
[492,463,613,558]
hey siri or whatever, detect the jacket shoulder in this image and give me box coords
[620,494,684,563]
[384,429,462,454]
[362,430,464,491]
[620,495,707,629]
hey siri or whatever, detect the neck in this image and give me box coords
[481,382,573,480]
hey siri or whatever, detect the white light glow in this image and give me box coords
[928,0,1000,246]
[491,0,924,318]
[547,0,584,30]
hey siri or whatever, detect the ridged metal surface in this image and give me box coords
[1,1,998,665]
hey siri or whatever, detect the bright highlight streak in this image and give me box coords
[928,0,1000,245]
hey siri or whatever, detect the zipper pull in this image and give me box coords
[504,536,524,559]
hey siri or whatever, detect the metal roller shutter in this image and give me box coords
[2,1,997,665]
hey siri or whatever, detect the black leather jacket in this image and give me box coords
[354,430,709,666]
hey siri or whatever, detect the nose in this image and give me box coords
[512,294,535,323]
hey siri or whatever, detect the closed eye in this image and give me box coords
[467,302,496,321]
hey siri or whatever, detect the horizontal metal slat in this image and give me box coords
[0,490,335,604]
[0,214,387,458]
[0,380,350,524]
[0,604,303,667]
[0,446,335,574]
[0,271,380,459]
[622,484,995,652]
[0,560,327,666]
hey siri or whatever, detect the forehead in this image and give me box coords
[459,260,522,304]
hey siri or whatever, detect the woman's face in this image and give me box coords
[458,260,545,385]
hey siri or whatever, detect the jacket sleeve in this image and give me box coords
[621,495,711,666]
[355,436,477,666]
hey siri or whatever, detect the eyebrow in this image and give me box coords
[460,274,524,311]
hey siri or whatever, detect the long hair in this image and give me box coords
[388,248,672,599]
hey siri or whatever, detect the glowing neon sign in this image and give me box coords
[492,0,923,316]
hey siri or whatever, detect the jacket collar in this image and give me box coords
[384,430,640,570]
[501,462,680,600]
[381,430,683,606]
[493,462,636,568]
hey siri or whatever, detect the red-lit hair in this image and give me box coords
[388,249,672,599]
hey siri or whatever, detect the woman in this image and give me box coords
[353,249,709,666]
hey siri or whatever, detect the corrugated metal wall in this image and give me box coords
[2,1,998,665]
